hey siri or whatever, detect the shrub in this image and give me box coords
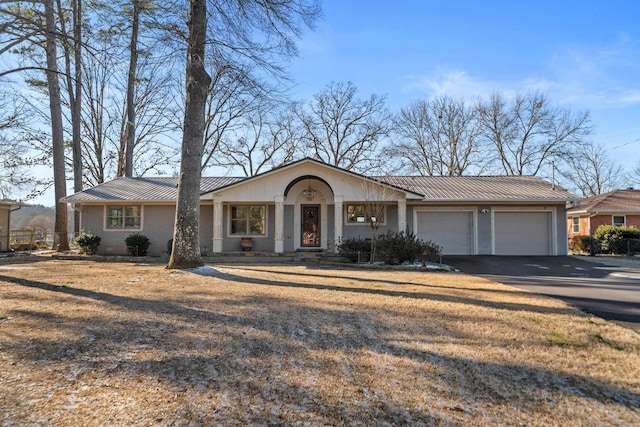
[74,231,101,255]
[569,236,594,254]
[337,237,371,263]
[125,233,151,256]
[339,232,442,265]
[376,230,441,265]
[593,225,640,255]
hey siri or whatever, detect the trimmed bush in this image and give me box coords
[337,237,371,263]
[376,230,441,265]
[125,233,151,256]
[74,231,101,255]
[593,225,640,255]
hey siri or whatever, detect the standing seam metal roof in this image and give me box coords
[62,177,243,202]
[62,174,577,203]
[377,175,577,201]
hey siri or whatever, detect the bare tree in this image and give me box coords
[385,96,483,176]
[28,214,54,242]
[477,91,591,176]
[561,142,626,197]
[200,63,265,171]
[214,109,299,176]
[633,161,640,188]
[0,92,49,199]
[78,28,179,186]
[56,0,83,234]
[294,81,392,172]
[167,0,210,269]
[167,0,320,268]
[121,0,140,178]
[44,0,69,250]
[358,180,394,263]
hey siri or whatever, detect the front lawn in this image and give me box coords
[0,258,639,425]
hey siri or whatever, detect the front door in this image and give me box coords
[301,205,320,247]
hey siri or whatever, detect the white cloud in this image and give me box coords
[544,37,640,108]
[402,68,497,100]
[401,37,640,111]
[401,68,551,102]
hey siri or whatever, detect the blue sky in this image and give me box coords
[24,1,640,205]
[289,0,640,169]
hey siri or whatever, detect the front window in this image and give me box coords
[346,204,385,224]
[106,205,141,229]
[613,215,626,227]
[230,205,266,235]
[572,217,580,233]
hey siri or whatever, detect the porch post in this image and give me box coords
[274,195,284,253]
[334,195,343,253]
[213,200,223,252]
[398,197,407,233]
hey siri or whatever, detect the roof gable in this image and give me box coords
[203,157,425,200]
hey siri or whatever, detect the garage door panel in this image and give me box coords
[495,212,551,255]
[416,211,473,255]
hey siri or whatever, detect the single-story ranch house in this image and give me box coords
[62,158,578,257]
[567,188,640,238]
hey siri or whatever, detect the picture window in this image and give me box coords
[230,205,266,235]
[346,204,385,224]
[106,205,141,230]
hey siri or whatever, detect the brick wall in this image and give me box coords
[568,214,640,236]
[567,215,592,237]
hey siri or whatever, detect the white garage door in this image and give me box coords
[416,211,473,255]
[494,212,551,255]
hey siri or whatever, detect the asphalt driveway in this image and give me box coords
[442,256,640,332]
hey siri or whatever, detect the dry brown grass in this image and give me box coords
[0,256,639,426]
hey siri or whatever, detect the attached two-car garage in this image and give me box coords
[414,208,555,256]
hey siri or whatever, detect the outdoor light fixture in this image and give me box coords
[303,178,317,201]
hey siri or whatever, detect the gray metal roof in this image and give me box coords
[378,175,578,202]
[62,172,577,204]
[62,177,243,203]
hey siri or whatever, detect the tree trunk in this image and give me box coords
[167,0,210,269]
[45,0,69,251]
[73,0,82,235]
[124,0,139,177]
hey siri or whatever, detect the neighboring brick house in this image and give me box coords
[567,189,640,248]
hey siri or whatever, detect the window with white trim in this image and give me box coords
[613,215,626,227]
[346,204,385,224]
[572,217,580,233]
[230,205,266,235]
[106,205,141,229]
